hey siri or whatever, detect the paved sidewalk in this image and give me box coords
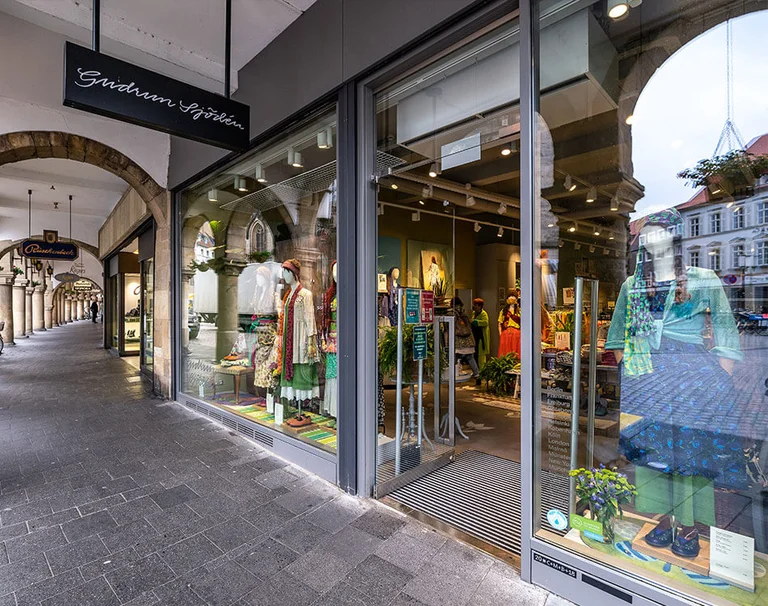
[0,322,570,606]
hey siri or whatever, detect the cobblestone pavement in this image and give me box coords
[0,322,570,606]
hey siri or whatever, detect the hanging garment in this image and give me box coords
[278,284,319,401]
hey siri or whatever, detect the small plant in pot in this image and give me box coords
[478,354,520,394]
[569,466,636,543]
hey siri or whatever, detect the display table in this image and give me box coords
[212,365,254,406]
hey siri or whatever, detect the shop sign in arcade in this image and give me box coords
[63,42,250,151]
[19,239,79,261]
[73,279,93,292]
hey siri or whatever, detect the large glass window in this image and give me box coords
[179,109,339,454]
[532,3,768,604]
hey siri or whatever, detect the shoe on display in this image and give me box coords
[286,414,312,428]
[671,526,700,558]
[644,515,674,548]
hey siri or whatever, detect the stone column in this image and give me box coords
[25,284,34,335]
[13,278,28,338]
[0,269,15,346]
[50,293,58,327]
[181,269,194,351]
[44,279,54,329]
[65,296,72,323]
[32,285,46,331]
[76,295,84,321]
[216,261,247,361]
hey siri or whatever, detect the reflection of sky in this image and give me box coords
[632,12,768,219]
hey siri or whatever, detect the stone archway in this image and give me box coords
[0,130,172,396]
[0,131,167,226]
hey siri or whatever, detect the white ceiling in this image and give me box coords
[0,0,318,92]
[0,158,127,243]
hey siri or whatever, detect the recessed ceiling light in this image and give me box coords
[594,230,600,236]
[607,0,629,19]
[568,224,577,233]
[391,183,398,190]
[501,147,512,156]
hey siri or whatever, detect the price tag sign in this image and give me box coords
[421,290,434,323]
[405,289,421,324]
[413,325,428,360]
[555,331,571,350]
[710,527,755,592]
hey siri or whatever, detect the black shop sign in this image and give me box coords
[19,239,79,261]
[64,42,250,151]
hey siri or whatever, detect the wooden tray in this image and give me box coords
[631,522,710,575]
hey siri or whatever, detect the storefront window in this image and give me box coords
[179,109,339,454]
[532,2,768,603]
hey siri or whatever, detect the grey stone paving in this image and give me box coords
[0,321,571,605]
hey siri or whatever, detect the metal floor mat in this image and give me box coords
[389,450,569,554]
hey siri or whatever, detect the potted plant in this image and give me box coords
[569,467,636,543]
[378,324,446,383]
[478,354,520,394]
[31,280,41,287]
[12,266,23,276]
[247,251,272,264]
[678,150,768,200]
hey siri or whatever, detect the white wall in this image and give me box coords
[0,12,170,188]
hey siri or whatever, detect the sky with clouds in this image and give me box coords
[631,11,768,219]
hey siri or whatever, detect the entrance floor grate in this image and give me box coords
[389,450,569,554]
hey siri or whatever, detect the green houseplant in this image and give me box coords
[569,467,636,543]
[478,353,519,394]
[678,150,768,197]
[247,251,272,264]
[378,324,447,383]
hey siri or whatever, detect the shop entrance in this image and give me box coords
[370,12,573,555]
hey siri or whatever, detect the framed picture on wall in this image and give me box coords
[406,240,454,301]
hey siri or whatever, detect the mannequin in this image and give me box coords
[498,288,521,357]
[606,209,744,557]
[322,261,338,419]
[250,264,279,315]
[277,259,319,427]
[382,267,400,326]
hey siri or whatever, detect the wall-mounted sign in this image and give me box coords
[19,239,79,260]
[420,290,434,323]
[73,279,92,291]
[405,289,421,324]
[413,325,428,361]
[64,42,250,151]
[54,272,79,284]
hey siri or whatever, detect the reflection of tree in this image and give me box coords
[678,150,768,197]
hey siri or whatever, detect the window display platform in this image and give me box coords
[177,393,337,484]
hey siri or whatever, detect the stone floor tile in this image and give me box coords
[45,534,109,575]
[188,560,260,605]
[0,521,28,542]
[324,526,384,566]
[273,486,327,515]
[27,507,80,532]
[375,529,446,575]
[151,575,207,605]
[403,562,484,606]
[5,525,67,562]
[79,546,142,581]
[204,516,262,553]
[41,577,120,606]
[271,517,327,553]
[108,495,162,525]
[62,509,117,542]
[303,496,369,533]
[14,568,84,606]
[149,484,199,510]
[158,532,223,575]
[242,501,297,533]
[311,582,375,606]
[104,553,175,602]
[0,499,52,526]
[241,573,319,606]
[350,508,407,540]
[345,555,414,603]
[468,565,549,606]
[235,537,299,578]
[77,493,126,516]
[0,552,51,595]
[285,549,354,594]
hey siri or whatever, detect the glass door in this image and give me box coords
[529,2,768,604]
[140,258,154,377]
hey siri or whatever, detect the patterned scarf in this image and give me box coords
[281,284,302,381]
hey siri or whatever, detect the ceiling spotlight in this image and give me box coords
[574,242,582,250]
[288,148,303,168]
[501,147,512,157]
[412,210,420,222]
[255,164,267,183]
[466,195,476,207]
[547,222,555,228]
[568,224,577,233]
[443,200,450,207]
[726,201,734,208]
[391,183,398,190]
[586,186,597,203]
[428,163,440,178]
[497,226,504,238]
[594,230,600,236]
[610,196,619,211]
[418,200,425,206]
[498,203,507,215]
[208,189,218,202]
[603,248,610,255]
[625,114,634,126]
[235,176,248,192]
[559,240,564,248]
[474,222,481,233]
[378,203,384,216]
[564,175,576,192]
[317,127,333,149]
[589,245,596,253]
[607,0,629,20]
[609,234,615,240]
[422,185,433,198]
